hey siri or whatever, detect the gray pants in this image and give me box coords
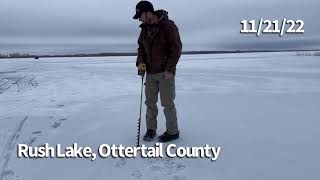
[144,72,179,134]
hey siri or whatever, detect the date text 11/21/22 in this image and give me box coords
[240,19,304,37]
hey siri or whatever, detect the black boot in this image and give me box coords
[158,132,179,142]
[143,129,156,141]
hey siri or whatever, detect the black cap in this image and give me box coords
[133,1,154,19]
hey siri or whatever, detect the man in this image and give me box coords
[133,1,182,142]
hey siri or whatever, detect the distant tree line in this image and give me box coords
[296,51,320,56]
[1,50,319,59]
[0,52,34,58]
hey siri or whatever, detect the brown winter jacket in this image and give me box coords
[136,10,182,75]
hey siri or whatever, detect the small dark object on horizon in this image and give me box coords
[34,56,39,60]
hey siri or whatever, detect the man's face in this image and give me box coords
[139,12,151,24]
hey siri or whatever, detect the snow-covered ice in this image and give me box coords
[0,52,319,180]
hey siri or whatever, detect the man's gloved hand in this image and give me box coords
[138,63,146,76]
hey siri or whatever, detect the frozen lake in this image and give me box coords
[0,52,319,180]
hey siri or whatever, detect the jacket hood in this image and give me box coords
[155,9,169,22]
[139,9,169,28]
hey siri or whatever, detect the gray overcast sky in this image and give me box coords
[0,0,319,54]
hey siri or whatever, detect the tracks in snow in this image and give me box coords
[0,116,28,180]
[0,76,38,95]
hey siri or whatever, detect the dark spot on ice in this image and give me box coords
[170,174,187,180]
[51,122,61,128]
[32,131,42,134]
[0,71,17,74]
[2,170,15,176]
[130,170,143,179]
[27,137,37,146]
[114,158,127,167]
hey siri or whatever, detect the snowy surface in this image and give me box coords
[0,52,320,180]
